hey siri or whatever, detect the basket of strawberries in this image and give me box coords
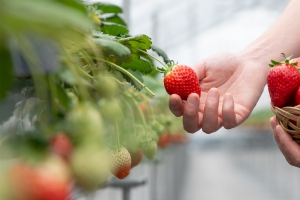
[267,53,300,145]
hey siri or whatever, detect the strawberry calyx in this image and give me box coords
[156,60,178,76]
[269,53,298,68]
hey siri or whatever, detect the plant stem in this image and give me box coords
[136,48,168,70]
[115,123,121,150]
[97,58,155,96]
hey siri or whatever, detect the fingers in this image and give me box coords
[202,88,221,133]
[222,93,237,129]
[270,117,300,168]
[169,94,184,117]
[275,125,300,167]
[182,93,201,133]
[270,117,293,164]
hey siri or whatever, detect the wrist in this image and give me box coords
[237,46,272,77]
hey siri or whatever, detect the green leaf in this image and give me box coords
[93,38,131,62]
[1,0,93,42]
[118,35,152,61]
[54,0,87,14]
[151,44,169,63]
[95,3,123,14]
[91,31,118,41]
[142,75,166,97]
[101,22,129,36]
[58,68,78,85]
[122,69,144,91]
[270,60,280,65]
[55,84,71,110]
[0,48,14,101]
[121,57,152,74]
[102,14,127,26]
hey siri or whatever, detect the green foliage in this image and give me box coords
[0,0,93,42]
[0,49,14,101]
[94,2,123,14]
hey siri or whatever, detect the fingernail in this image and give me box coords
[276,125,283,136]
[270,117,276,130]
[224,93,232,102]
[187,95,197,106]
[208,88,218,99]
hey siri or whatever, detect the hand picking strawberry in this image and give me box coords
[161,62,201,100]
[267,53,300,107]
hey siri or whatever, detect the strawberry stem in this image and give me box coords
[96,58,155,97]
[269,53,298,68]
[115,123,121,150]
[136,48,169,70]
[131,99,149,140]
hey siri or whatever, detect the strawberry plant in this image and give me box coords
[0,0,190,196]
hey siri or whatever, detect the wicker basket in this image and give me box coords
[271,103,300,145]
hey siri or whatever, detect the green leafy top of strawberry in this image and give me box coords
[269,53,299,68]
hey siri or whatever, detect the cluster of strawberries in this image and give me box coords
[267,54,300,108]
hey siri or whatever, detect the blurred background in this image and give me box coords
[79,0,300,200]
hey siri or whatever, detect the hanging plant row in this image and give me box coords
[0,1,188,198]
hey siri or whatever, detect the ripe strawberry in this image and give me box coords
[267,54,300,108]
[110,147,131,179]
[171,132,188,144]
[163,64,201,100]
[142,140,157,160]
[129,148,143,169]
[50,133,73,162]
[158,132,171,149]
[295,87,300,105]
[10,155,71,200]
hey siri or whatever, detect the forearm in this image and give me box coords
[240,0,300,71]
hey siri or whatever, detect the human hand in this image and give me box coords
[270,117,300,168]
[169,52,269,133]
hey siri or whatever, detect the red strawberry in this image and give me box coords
[267,54,300,108]
[110,147,131,179]
[171,132,188,144]
[10,156,71,200]
[50,133,73,162]
[163,64,201,100]
[129,148,143,169]
[295,87,300,105]
[158,132,171,149]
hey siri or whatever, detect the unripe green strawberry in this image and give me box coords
[142,140,157,160]
[110,147,131,179]
[98,98,122,123]
[0,169,14,200]
[96,75,119,99]
[65,103,104,145]
[70,147,112,191]
[163,64,201,100]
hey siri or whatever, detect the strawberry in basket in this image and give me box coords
[267,53,300,108]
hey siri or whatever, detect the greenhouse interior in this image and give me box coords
[0,0,299,200]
